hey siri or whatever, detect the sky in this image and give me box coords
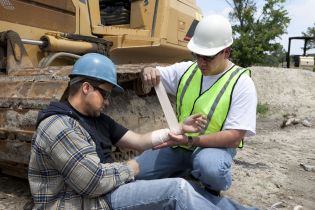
[195,0,315,55]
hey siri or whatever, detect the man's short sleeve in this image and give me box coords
[158,61,193,95]
[223,74,257,136]
[100,115,128,145]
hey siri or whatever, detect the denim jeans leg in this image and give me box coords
[191,147,236,191]
[135,147,192,180]
[107,178,220,210]
[189,181,260,210]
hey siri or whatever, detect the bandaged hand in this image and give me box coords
[150,114,206,148]
[151,128,170,146]
[181,114,207,133]
[152,132,190,150]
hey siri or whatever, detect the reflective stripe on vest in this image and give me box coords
[176,63,250,149]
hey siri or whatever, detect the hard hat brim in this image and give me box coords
[187,37,233,56]
[113,84,124,93]
[69,74,124,93]
[100,77,124,93]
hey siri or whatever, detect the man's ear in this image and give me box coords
[81,82,91,95]
[224,48,231,59]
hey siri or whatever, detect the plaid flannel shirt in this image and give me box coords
[28,114,134,210]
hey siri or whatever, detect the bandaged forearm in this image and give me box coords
[151,128,170,146]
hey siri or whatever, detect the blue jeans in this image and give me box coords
[135,147,236,191]
[106,178,220,210]
[107,178,259,210]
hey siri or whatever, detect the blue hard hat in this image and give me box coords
[70,53,124,92]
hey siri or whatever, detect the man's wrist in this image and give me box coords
[126,159,140,177]
[187,136,194,146]
[151,128,170,146]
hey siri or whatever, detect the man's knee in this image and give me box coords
[200,162,232,188]
[160,178,192,196]
[192,151,233,191]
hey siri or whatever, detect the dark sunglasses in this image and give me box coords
[192,50,223,62]
[91,85,111,99]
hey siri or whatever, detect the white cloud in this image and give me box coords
[222,7,233,17]
[196,0,231,17]
[286,0,315,36]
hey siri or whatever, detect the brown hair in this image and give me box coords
[68,77,102,96]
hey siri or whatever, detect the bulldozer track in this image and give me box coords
[0,63,163,178]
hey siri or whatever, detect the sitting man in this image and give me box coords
[28,53,220,210]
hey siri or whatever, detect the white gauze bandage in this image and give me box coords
[151,128,170,146]
[154,82,181,134]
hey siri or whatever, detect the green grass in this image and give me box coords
[257,102,269,116]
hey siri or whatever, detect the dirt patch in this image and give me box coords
[0,174,30,210]
[225,67,315,210]
[1,67,315,210]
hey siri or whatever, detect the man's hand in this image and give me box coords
[127,159,140,176]
[181,114,207,133]
[153,133,188,150]
[152,114,206,150]
[141,67,161,87]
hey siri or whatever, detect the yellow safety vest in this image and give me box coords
[176,62,250,149]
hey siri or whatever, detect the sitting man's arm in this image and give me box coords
[45,116,134,197]
[116,114,206,151]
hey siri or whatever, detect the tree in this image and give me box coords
[262,43,287,67]
[225,0,290,67]
[302,23,315,51]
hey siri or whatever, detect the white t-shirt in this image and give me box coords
[157,61,257,136]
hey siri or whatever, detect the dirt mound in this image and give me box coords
[251,66,315,117]
[226,67,315,209]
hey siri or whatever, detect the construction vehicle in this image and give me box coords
[286,36,315,71]
[0,0,202,178]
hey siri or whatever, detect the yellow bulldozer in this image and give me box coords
[0,0,202,178]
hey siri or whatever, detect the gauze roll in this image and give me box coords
[154,82,181,134]
[151,128,170,146]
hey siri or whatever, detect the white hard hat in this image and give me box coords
[187,14,233,56]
